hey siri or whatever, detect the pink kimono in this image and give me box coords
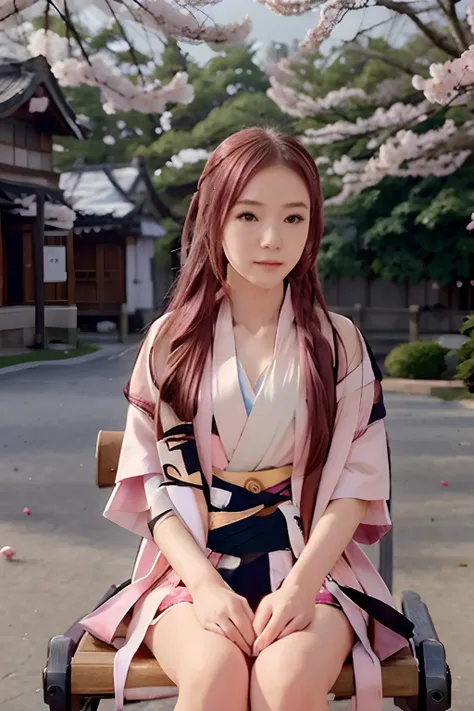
[80,288,410,711]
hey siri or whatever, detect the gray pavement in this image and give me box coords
[0,352,472,710]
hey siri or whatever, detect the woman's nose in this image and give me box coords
[260,225,283,249]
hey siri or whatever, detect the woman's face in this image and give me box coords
[222,164,311,291]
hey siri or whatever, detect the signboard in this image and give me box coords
[44,246,67,283]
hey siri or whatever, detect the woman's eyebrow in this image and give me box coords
[235,199,309,209]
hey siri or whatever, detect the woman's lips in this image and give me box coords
[254,261,283,269]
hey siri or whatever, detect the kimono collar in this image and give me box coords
[211,286,298,470]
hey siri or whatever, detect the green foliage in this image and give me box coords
[385,341,449,380]
[321,162,474,286]
[456,315,474,392]
[273,31,474,288]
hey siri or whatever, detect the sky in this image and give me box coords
[184,0,416,65]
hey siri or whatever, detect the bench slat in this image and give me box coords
[71,633,418,698]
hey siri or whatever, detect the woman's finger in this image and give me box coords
[231,607,256,648]
[254,611,290,653]
[276,614,308,641]
[242,598,255,623]
[217,618,252,656]
[253,598,272,636]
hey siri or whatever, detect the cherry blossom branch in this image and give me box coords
[375,0,460,57]
[343,42,429,79]
[301,100,431,144]
[119,0,251,47]
[267,75,412,117]
[27,29,194,113]
[324,120,474,205]
[0,0,41,22]
[7,1,252,113]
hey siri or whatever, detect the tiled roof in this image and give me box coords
[0,56,87,139]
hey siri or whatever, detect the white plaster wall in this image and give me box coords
[0,305,77,329]
[126,239,154,314]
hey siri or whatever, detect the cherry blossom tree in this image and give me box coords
[260,0,474,219]
[0,0,251,114]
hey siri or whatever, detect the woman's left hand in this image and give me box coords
[252,580,317,655]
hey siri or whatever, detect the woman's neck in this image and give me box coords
[226,267,284,333]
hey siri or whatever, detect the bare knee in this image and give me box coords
[179,636,249,711]
[251,641,329,711]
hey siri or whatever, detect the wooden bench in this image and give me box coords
[43,431,452,711]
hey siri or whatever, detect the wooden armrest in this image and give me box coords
[96,430,124,488]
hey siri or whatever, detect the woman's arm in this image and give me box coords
[282,497,369,596]
[152,510,256,653]
[151,514,225,596]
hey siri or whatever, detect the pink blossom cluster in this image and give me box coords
[122,0,251,47]
[302,101,430,144]
[268,78,366,117]
[256,0,316,15]
[27,29,195,114]
[268,75,411,117]
[301,0,363,50]
[54,55,195,114]
[412,46,474,106]
[28,29,70,65]
[325,121,472,205]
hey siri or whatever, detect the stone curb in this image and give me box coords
[383,377,465,396]
[0,343,130,377]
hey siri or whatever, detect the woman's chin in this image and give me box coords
[246,273,286,291]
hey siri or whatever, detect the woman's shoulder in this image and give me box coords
[325,310,364,377]
[142,312,173,372]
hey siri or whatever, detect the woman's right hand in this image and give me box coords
[192,579,256,655]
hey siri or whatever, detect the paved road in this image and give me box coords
[0,352,472,711]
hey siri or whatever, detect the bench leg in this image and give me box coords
[395,590,452,711]
[43,583,129,711]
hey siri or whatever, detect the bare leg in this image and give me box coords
[250,604,354,711]
[144,603,249,711]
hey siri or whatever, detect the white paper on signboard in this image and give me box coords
[44,245,67,283]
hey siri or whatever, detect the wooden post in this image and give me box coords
[66,230,75,305]
[33,191,45,349]
[408,304,420,342]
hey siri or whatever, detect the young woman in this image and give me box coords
[80,127,412,711]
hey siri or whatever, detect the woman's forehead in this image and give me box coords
[237,165,310,205]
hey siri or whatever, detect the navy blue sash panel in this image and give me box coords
[207,474,292,556]
[219,554,272,611]
[209,475,291,512]
[207,507,291,556]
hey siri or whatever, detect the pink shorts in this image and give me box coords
[157,584,340,615]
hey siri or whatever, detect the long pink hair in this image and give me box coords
[156,127,337,537]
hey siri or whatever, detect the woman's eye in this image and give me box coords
[286,214,304,224]
[237,212,257,222]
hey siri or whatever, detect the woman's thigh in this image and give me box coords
[250,604,354,708]
[144,602,249,691]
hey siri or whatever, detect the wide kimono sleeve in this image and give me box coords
[330,331,392,545]
[102,318,173,541]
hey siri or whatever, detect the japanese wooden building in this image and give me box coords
[0,56,86,348]
[60,158,170,331]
